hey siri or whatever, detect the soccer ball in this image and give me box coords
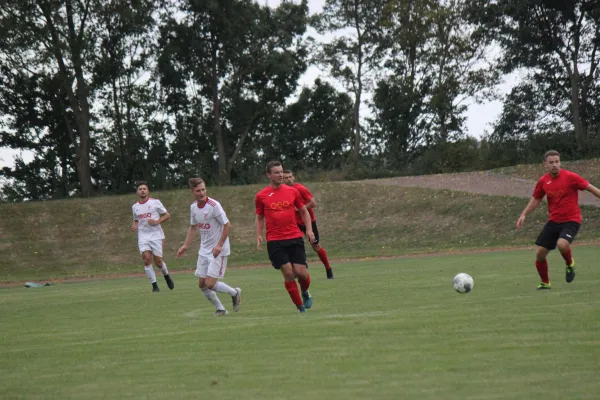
[453,273,474,294]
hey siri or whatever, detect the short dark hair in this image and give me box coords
[544,150,560,160]
[188,177,205,189]
[266,161,282,174]
[283,169,293,174]
[135,181,149,190]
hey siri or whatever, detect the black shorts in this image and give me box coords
[267,237,307,269]
[298,221,320,244]
[535,221,581,250]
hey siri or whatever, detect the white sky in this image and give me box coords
[0,0,511,169]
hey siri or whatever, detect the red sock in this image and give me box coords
[298,274,311,292]
[560,248,573,266]
[317,247,332,270]
[284,281,303,307]
[535,260,550,284]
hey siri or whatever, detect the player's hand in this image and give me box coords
[212,245,222,258]
[130,223,137,231]
[148,219,160,225]
[256,236,263,251]
[307,231,316,244]
[516,215,526,230]
[176,246,187,258]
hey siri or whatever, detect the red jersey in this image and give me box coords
[293,183,316,224]
[532,169,589,223]
[255,184,305,242]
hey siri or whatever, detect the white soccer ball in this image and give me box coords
[453,273,474,294]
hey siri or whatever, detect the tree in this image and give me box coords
[468,0,600,153]
[157,0,309,184]
[313,0,388,163]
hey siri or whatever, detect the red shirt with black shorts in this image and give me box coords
[255,184,307,268]
[532,170,589,250]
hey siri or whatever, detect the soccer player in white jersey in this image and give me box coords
[176,178,241,316]
[131,181,175,292]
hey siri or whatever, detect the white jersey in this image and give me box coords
[132,198,167,242]
[190,197,230,257]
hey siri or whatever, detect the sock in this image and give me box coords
[284,281,303,307]
[213,281,237,297]
[535,260,550,284]
[298,273,311,293]
[160,262,169,275]
[201,287,225,310]
[317,247,332,270]
[144,265,157,283]
[560,248,573,266]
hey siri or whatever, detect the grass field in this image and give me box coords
[2,247,599,400]
[494,158,600,184]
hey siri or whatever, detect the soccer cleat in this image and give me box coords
[232,288,242,312]
[214,309,228,316]
[566,259,576,283]
[302,290,312,309]
[326,269,334,279]
[164,274,175,290]
[536,282,552,290]
[297,305,307,313]
[152,282,160,292]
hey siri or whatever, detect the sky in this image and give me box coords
[0,0,511,169]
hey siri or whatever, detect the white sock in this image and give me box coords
[214,281,238,297]
[144,265,157,283]
[160,262,169,276]
[201,287,225,310]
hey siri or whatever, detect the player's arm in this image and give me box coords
[516,196,543,229]
[213,221,231,257]
[130,220,139,231]
[177,224,199,258]
[305,197,317,210]
[584,184,600,199]
[255,214,265,250]
[157,211,170,224]
[298,205,315,242]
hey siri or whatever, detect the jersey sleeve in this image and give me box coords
[296,185,313,203]
[255,193,265,216]
[292,188,305,210]
[215,202,230,225]
[155,200,168,214]
[571,172,589,190]
[190,205,197,226]
[532,179,546,199]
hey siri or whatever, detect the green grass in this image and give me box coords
[493,158,600,184]
[1,248,599,400]
[4,181,600,282]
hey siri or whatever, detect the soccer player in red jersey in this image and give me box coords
[516,150,600,289]
[255,161,316,312]
[283,170,334,279]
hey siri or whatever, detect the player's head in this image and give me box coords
[543,150,561,176]
[135,181,149,199]
[188,177,207,203]
[282,169,295,186]
[266,161,284,186]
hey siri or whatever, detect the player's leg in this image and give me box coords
[557,222,580,283]
[309,221,333,279]
[289,238,312,309]
[139,244,159,292]
[205,257,242,312]
[195,256,226,315]
[534,222,558,290]
[151,240,174,290]
[269,240,305,312]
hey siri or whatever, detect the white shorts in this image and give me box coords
[195,255,228,278]
[138,240,164,257]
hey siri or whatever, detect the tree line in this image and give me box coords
[1,0,600,201]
